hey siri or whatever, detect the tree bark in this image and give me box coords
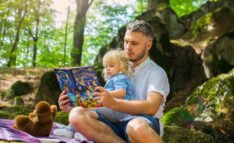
[71,0,93,66]
[64,0,70,66]
[7,0,27,67]
[31,0,41,67]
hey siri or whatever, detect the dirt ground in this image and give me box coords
[0,68,50,91]
[0,68,50,106]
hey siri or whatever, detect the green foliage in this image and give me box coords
[135,0,147,15]
[55,111,69,125]
[1,0,214,67]
[82,1,137,65]
[0,106,32,119]
[0,0,140,67]
[170,0,208,17]
[13,96,24,106]
[0,0,73,67]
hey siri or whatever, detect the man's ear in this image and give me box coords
[147,39,153,50]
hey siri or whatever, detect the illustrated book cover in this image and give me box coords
[54,66,101,108]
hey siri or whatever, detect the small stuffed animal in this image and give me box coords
[13,101,57,136]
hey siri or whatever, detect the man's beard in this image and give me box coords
[129,47,147,63]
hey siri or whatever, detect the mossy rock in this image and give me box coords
[202,31,234,78]
[55,111,69,125]
[185,69,234,142]
[162,107,194,126]
[185,6,234,42]
[35,71,60,106]
[199,121,234,143]
[163,125,215,143]
[186,68,234,120]
[4,81,33,99]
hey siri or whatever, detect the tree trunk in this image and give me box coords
[64,0,70,66]
[71,0,93,66]
[147,0,169,10]
[7,0,27,67]
[31,0,41,67]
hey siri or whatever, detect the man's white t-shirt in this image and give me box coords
[130,57,170,135]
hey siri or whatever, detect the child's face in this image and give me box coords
[104,60,121,78]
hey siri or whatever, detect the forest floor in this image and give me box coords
[0,68,50,106]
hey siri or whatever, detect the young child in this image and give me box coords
[95,48,134,122]
[103,49,133,100]
[54,49,134,139]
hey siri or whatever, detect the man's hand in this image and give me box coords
[58,90,72,112]
[93,86,116,109]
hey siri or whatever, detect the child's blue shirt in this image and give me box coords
[104,73,134,100]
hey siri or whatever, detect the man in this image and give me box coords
[58,20,170,143]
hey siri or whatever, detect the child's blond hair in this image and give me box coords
[103,49,130,80]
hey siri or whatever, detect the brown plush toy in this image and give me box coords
[13,101,57,136]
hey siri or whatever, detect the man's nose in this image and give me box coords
[125,43,132,51]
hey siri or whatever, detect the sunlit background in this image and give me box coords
[0,0,207,67]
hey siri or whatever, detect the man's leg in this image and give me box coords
[69,107,126,143]
[126,117,163,143]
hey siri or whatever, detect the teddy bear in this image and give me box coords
[13,101,57,137]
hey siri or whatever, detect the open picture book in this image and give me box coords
[54,66,101,108]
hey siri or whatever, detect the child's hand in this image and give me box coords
[93,86,115,109]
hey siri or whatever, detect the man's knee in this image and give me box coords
[126,118,149,139]
[69,107,86,125]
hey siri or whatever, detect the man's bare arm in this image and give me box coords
[108,90,126,98]
[93,86,163,115]
[111,91,163,115]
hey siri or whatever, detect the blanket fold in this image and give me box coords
[0,119,92,143]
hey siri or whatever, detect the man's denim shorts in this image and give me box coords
[97,112,160,142]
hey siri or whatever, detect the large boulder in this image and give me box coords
[161,43,206,110]
[165,0,234,110]
[3,80,33,99]
[186,68,234,142]
[202,31,234,78]
[137,3,185,38]
[186,69,234,121]
[181,0,234,30]
[181,1,234,79]
[35,71,61,107]
[1,80,35,107]
[183,1,234,43]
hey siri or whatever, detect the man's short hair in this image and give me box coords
[126,20,154,39]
